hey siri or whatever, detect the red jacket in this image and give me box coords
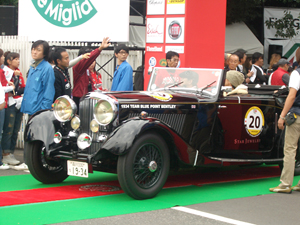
[0,68,9,108]
[271,67,288,86]
[91,71,103,90]
[72,48,101,98]
[9,68,25,100]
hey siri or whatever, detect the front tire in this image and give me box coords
[26,141,68,184]
[117,133,170,199]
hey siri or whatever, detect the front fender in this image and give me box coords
[24,110,58,151]
[100,118,192,165]
[101,119,150,155]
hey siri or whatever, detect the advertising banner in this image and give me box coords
[147,0,165,15]
[264,7,300,39]
[19,0,130,42]
[144,0,226,89]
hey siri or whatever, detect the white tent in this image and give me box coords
[225,22,263,54]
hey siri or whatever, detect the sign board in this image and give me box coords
[147,0,165,15]
[264,7,300,39]
[19,0,130,42]
[144,0,226,89]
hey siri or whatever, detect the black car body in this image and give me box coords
[24,67,297,199]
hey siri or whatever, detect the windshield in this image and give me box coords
[147,67,223,96]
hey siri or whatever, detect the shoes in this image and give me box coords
[292,184,300,191]
[11,163,28,171]
[269,186,292,193]
[2,154,20,165]
[0,163,10,170]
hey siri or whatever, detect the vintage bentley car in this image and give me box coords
[24,67,299,199]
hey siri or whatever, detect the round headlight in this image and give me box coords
[93,100,117,126]
[53,95,77,122]
[71,116,80,130]
[90,119,99,133]
[77,133,92,150]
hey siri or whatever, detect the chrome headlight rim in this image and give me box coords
[93,98,117,126]
[53,95,77,122]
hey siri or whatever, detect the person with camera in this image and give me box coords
[270,47,300,193]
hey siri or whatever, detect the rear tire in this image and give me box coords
[26,141,68,184]
[117,133,170,199]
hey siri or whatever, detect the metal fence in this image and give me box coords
[1,36,143,149]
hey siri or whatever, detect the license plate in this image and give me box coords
[67,160,88,178]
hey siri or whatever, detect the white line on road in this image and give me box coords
[171,206,256,225]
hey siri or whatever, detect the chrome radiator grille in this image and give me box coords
[128,113,186,135]
[79,98,106,154]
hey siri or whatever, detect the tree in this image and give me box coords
[0,0,18,6]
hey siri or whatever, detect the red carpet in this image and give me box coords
[0,166,281,207]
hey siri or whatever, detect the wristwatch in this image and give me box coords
[280,115,285,120]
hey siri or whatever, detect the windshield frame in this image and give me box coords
[147,67,223,98]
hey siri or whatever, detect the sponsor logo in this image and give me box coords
[159,59,167,66]
[149,0,164,5]
[168,20,182,40]
[32,0,97,27]
[147,46,163,52]
[146,18,164,43]
[149,57,157,67]
[167,0,185,4]
[145,92,173,102]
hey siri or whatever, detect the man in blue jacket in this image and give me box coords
[21,40,55,116]
[111,45,133,91]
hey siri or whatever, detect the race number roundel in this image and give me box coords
[244,107,265,137]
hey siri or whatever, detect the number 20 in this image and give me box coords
[249,115,260,128]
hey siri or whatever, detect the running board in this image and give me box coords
[208,157,283,163]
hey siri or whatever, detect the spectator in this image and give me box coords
[2,52,25,166]
[267,53,281,76]
[249,52,268,84]
[0,49,14,170]
[234,50,246,73]
[21,40,55,116]
[89,60,104,91]
[166,51,180,68]
[224,54,239,73]
[133,65,144,91]
[270,58,290,86]
[293,61,299,70]
[111,44,133,91]
[20,40,55,171]
[224,53,231,68]
[154,51,181,88]
[270,47,300,193]
[53,47,72,101]
[72,37,111,110]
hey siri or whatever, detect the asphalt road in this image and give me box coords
[2,149,300,225]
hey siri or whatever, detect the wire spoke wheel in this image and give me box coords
[117,133,170,199]
[26,141,68,184]
[133,143,163,189]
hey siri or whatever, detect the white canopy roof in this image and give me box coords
[225,22,263,54]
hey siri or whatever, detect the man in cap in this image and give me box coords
[270,58,290,86]
[224,71,247,96]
